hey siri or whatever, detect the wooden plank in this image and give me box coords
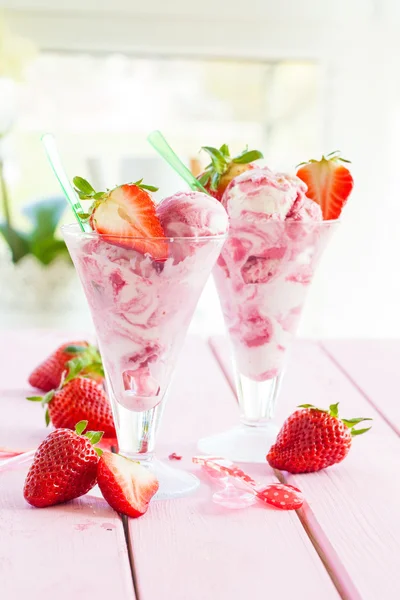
[128,337,339,600]
[0,331,135,600]
[321,340,400,435]
[210,336,400,600]
[0,329,97,392]
[0,468,135,600]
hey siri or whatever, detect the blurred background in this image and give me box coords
[0,0,399,338]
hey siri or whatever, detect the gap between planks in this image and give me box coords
[208,336,386,600]
[318,342,400,437]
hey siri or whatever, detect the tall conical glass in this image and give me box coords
[198,219,339,463]
[63,224,226,498]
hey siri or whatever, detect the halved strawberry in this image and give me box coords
[97,452,159,518]
[73,177,168,261]
[296,151,354,220]
[197,144,263,201]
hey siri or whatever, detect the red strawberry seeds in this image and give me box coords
[267,403,371,474]
[24,421,103,508]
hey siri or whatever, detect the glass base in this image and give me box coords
[197,423,280,464]
[89,458,199,501]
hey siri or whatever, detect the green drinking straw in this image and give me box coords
[147,130,208,194]
[41,133,90,232]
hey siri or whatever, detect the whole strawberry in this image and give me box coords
[28,377,116,438]
[24,421,103,508]
[267,403,372,474]
[28,341,104,392]
[197,144,263,201]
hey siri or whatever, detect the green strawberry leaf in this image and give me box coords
[132,179,159,193]
[95,447,103,457]
[210,171,221,191]
[201,146,227,174]
[75,420,88,435]
[85,431,104,445]
[73,176,96,197]
[329,402,339,418]
[342,417,373,428]
[232,149,264,164]
[41,390,55,406]
[45,408,51,427]
[26,396,43,402]
[351,426,372,437]
[298,404,315,408]
[197,171,211,186]
[64,345,88,354]
[219,143,230,157]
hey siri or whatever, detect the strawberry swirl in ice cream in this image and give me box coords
[214,166,332,382]
[64,180,228,414]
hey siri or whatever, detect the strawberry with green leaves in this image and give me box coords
[28,341,104,392]
[28,372,116,438]
[267,403,371,474]
[24,420,103,508]
[296,151,354,220]
[197,144,263,201]
[73,177,168,261]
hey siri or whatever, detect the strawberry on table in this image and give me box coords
[296,151,354,220]
[97,452,159,518]
[28,341,104,392]
[27,376,116,438]
[197,144,263,202]
[267,403,372,474]
[24,420,103,508]
[73,177,168,261]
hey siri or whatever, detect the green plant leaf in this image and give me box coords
[75,420,88,435]
[298,404,316,408]
[132,179,159,192]
[0,222,30,263]
[201,146,227,174]
[26,396,43,402]
[45,408,50,427]
[23,196,66,241]
[95,447,103,457]
[29,237,70,266]
[232,150,264,164]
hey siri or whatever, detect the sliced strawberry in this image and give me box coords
[97,452,159,518]
[296,151,354,220]
[73,177,168,261]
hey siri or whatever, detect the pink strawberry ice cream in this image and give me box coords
[64,194,228,416]
[157,191,228,237]
[214,167,330,382]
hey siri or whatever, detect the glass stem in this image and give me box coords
[235,372,283,426]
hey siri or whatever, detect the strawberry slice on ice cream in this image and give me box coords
[296,151,354,220]
[73,177,168,260]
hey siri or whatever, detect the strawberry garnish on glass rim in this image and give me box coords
[296,151,354,220]
[73,176,168,261]
[197,144,263,201]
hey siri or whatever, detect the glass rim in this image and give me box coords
[61,222,228,242]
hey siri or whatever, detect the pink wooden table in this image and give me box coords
[1,332,399,600]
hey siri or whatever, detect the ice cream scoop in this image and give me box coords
[157,191,229,238]
[222,167,322,222]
